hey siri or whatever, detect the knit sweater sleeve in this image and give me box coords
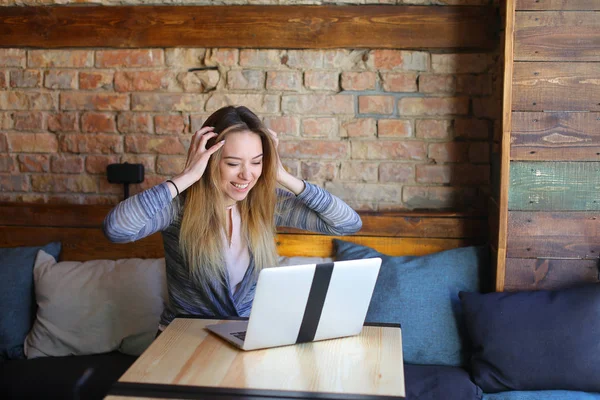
[275,181,362,235]
[103,182,177,243]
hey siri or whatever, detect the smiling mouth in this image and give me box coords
[231,182,249,190]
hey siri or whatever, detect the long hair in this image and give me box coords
[179,106,278,285]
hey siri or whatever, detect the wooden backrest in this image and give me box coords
[0,203,488,262]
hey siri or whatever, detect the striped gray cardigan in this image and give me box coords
[103,181,362,327]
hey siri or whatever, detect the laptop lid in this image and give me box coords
[242,257,381,350]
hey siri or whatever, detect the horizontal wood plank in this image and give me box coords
[504,258,599,291]
[510,112,600,160]
[517,0,600,10]
[0,5,498,50]
[509,161,600,211]
[515,11,600,61]
[512,62,600,111]
[507,211,600,259]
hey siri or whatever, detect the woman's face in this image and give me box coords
[219,130,264,206]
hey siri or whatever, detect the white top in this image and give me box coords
[224,204,250,294]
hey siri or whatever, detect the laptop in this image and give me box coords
[205,257,381,351]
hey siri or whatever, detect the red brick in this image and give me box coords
[301,118,337,137]
[402,186,478,209]
[264,116,300,136]
[469,142,490,163]
[0,133,7,153]
[278,140,347,159]
[227,70,265,90]
[266,71,302,91]
[381,72,418,92]
[85,155,120,174]
[431,53,493,74]
[44,70,77,90]
[454,118,490,140]
[155,115,188,135]
[325,181,402,204]
[282,94,353,115]
[419,74,456,93]
[416,164,490,185]
[156,155,186,175]
[341,72,377,91]
[456,74,493,96]
[323,50,361,69]
[342,119,376,138]
[0,71,6,89]
[31,175,98,193]
[0,91,55,111]
[29,50,93,68]
[0,155,16,172]
[96,49,164,68]
[340,161,378,182]
[130,174,165,193]
[304,71,339,91]
[358,96,395,115]
[0,114,12,131]
[120,154,156,174]
[0,174,29,192]
[398,97,469,116]
[117,113,153,134]
[0,49,26,67]
[47,112,79,133]
[378,119,412,138]
[190,115,209,134]
[370,50,429,71]
[17,154,50,173]
[125,135,186,155]
[81,195,121,206]
[300,161,337,181]
[286,51,324,69]
[51,155,84,173]
[205,94,279,114]
[81,112,117,133]
[132,93,206,113]
[9,133,58,153]
[351,141,426,161]
[473,97,501,119]
[165,49,207,68]
[114,71,170,92]
[280,160,298,177]
[61,92,129,111]
[239,50,283,67]
[204,49,239,67]
[379,163,414,183]
[79,71,114,90]
[10,70,41,88]
[177,70,222,94]
[60,134,123,154]
[416,119,453,139]
[13,112,44,131]
[428,142,470,163]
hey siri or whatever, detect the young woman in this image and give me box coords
[103,106,362,331]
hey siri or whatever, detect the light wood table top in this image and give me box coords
[106,317,405,399]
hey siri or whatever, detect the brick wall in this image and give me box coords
[0,2,500,210]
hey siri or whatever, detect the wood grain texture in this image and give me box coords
[510,112,600,161]
[517,0,600,10]
[512,62,600,111]
[509,161,600,211]
[515,11,600,61]
[0,5,498,50]
[112,318,405,398]
[504,258,599,291]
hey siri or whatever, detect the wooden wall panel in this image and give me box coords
[510,112,600,161]
[515,12,600,61]
[504,258,599,291]
[509,162,600,211]
[517,0,600,10]
[512,62,600,111]
[0,5,498,50]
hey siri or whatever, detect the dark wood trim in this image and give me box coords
[0,5,498,50]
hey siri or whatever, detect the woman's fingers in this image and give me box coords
[197,131,218,151]
[206,139,226,156]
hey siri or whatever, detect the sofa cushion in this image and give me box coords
[460,284,600,393]
[483,391,600,400]
[334,239,489,366]
[0,352,136,400]
[404,364,483,400]
[0,242,61,361]
[25,250,167,358]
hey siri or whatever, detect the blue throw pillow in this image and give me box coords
[483,391,600,400]
[0,242,61,360]
[334,239,488,366]
[460,284,600,393]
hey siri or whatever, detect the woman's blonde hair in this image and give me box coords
[179,106,279,285]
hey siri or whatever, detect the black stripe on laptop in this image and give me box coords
[296,262,334,344]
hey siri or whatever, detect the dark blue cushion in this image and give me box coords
[460,284,600,392]
[0,242,61,360]
[334,239,489,366]
[404,364,483,400]
[483,391,600,400]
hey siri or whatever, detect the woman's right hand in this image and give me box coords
[168,127,225,196]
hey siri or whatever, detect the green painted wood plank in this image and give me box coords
[509,161,600,210]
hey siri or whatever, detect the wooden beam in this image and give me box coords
[0,5,498,50]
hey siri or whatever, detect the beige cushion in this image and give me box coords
[25,250,167,359]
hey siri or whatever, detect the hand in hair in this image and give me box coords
[268,129,305,195]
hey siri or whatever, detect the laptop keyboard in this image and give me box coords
[231,331,246,341]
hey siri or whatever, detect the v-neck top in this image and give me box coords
[103,181,362,327]
[223,204,249,293]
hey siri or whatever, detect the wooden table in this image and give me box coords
[106,317,405,399]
